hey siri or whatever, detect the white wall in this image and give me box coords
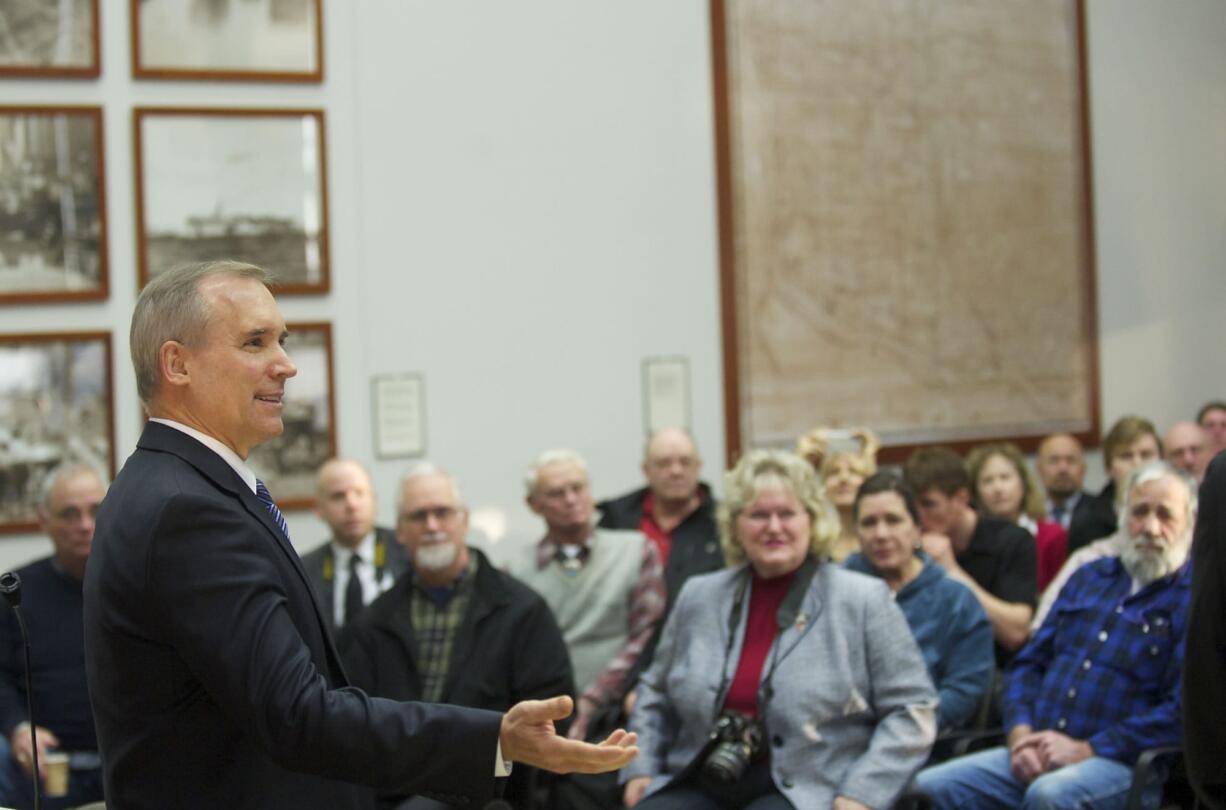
[2,1,1224,569]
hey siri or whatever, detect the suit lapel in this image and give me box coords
[138,422,349,682]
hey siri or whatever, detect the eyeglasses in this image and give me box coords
[400,506,461,525]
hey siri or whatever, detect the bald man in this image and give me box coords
[1165,421,1209,482]
[597,428,723,608]
[300,459,410,631]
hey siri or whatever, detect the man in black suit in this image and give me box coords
[84,261,636,810]
[301,458,410,632]
[1035,433,1116,554]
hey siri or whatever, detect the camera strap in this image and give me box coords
[714,555,820,722]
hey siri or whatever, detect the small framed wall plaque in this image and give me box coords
[372,374,425,460]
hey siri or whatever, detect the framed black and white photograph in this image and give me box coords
[0,331,114,535]
[0,106,108,304]
[247,322,336,510]
[134,107,329,294]
[0,0,100,78]
[131,0,323,82]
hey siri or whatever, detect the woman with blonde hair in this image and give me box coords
[966,442,1067,591]
[622,450,935,810]
[795,427,879,562]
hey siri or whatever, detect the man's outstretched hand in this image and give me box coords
[500,696,639,774]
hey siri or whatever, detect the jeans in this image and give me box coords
[915,746,1161,810]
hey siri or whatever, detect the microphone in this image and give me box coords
[0,571,21,607]
[1,572,42,810]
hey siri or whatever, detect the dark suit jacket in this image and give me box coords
[300,526,410,633]
[84,423,502,810]
[1184,452,1226,810]
[339,548,573,807]
[1066,487,1118,554]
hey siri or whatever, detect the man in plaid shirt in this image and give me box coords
[917,461,1195,810]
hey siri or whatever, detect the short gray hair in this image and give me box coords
[130,260,271,407]
[398,461,464,509]
[1124,460,1198,523]
[524,449,588,496]
[38,462,107,514]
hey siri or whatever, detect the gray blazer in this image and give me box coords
[299,526,410,632]
[623,563,938,810]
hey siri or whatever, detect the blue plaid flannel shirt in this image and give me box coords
[1003,555,1190,766]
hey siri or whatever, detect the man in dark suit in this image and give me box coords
[301,458,410,632]
[84,261,637,810]
[1035,433,1116,555]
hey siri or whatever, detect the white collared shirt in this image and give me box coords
[330,532,395,628]
[150,418,257,493]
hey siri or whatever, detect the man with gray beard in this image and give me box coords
[340,463,573,810]
[917,461,1194,810]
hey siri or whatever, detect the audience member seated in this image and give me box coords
[1036,433,1114,553]
[915,460,1194,810]
[622,450,936,810]
[597,427,723,618]
[796,426,879,562]
[1163,420,1209,482]
[1197,400,1226,458]
[0,465,107,810]
[904,447,1037,665]
[1067,416,1161,555]
[509,449,665,741]
[340,463,572,810]
[300,458,410,631]
[967,442,1068,591]
[1032,463,1197,629]
[844,471,992,732]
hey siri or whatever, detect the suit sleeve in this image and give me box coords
[146,492,502,800]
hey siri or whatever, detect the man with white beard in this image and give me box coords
[917,461,1194,810]
[339,463,574,810]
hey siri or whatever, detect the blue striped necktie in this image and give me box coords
[255,479,291,542]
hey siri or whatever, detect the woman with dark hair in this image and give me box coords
[966,442,1067,591]
[844,471,993,732]
[621,451,936,810]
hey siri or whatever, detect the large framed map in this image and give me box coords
[712,0,1099,464]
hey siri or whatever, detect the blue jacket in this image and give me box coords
[845,552,993,730]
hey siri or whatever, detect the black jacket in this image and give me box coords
[1065,487,1118,554]
[596,482,724,608]
[339,548,574,806]
[1184,452,1226,810]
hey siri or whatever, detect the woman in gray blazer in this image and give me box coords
[621,450,938,810]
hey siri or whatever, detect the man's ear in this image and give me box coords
[160,340,191,388]
[525,494,541,517]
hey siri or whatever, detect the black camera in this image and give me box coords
[701,711,764,785]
